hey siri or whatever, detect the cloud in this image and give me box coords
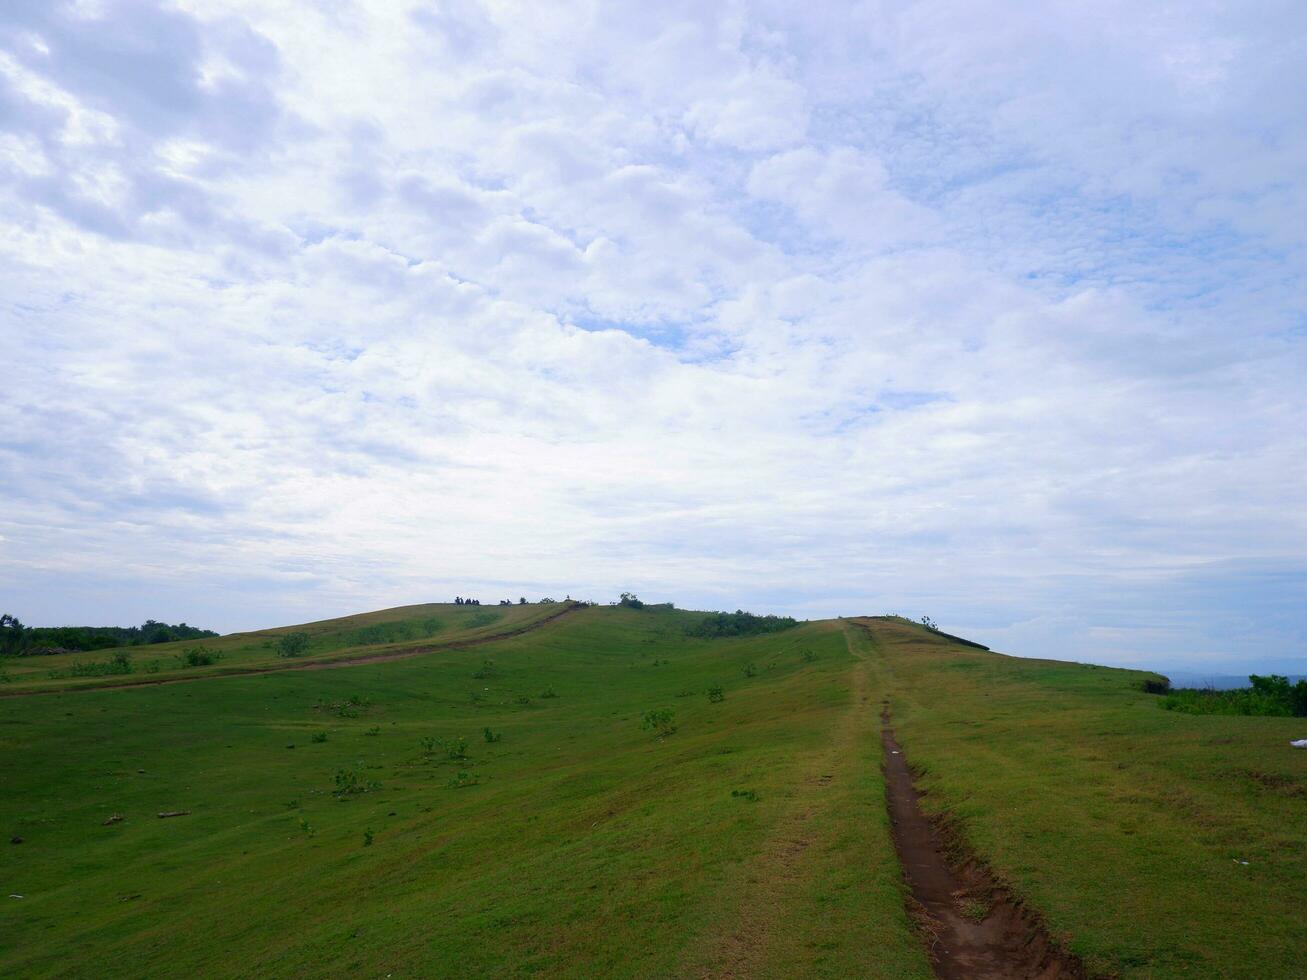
[0,0,1303,673]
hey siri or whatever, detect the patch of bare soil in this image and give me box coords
[881,712,1091,980]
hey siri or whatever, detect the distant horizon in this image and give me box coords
[9,594,1304,679]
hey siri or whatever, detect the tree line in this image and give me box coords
[0,614,218,656]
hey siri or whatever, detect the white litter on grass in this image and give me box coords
[1291,739,1307,749]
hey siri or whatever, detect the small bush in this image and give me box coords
[448,770,480,788]
[333,768,380,797]
[363,828,374,847]
[311,731,328,744]
[472,659,497,679]
[641,708,677,737]
[276,632,311,658]
[707,684,725,703]
[1140,677,1170,695]
[441,736,469,760]
[483,727,501,743]
[618,592,645,609]
[539,687,558,698]
[801,649,817,663]
[731,789,758,802]
[675,689,695,698]
[364,726,380,736]
[742,663,758,678]
[176,647,218,668]
[514,694,531,706]
[69,652,136,677]
[419,736,436,755]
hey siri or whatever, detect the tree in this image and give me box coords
[0,614,25,654]
[519,597,526,604]
[618,592,644,609]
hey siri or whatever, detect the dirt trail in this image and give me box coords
[0,602,582,698]
[880,714,1088,980]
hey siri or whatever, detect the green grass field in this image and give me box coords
[2,607,1303,977]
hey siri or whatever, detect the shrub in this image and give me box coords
[441,736,469,760]
[483,727,501,743]
[641,708,677,737]
[707,684,725,703]
[472,659,497,679]
[686,610,797,639]
[69,653,135,677]
[364,726,380,736]
[801,649,817,663]
[514,694,531,706]
[539,687,558,698]
[177,647,218,667]
[618,592,645,609]
[333,768,379,797]
[731,789,758,802]
[311,731,328,744]
[1140,677,1170,695]
[363,828,374,847]
[1160,674,1307,717]
[276,632,311,658]
[742,663,758,678]
[448,770,480,788]
[419,736,436,755]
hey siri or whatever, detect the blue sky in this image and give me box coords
[1,1,1304,673]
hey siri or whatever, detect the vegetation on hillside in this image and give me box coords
[685,609,798,638]
[0,613,218,655]
[1160,673,1307,717]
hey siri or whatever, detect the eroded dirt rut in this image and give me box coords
[881,715,1089,980]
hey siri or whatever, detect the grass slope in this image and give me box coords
[0,602,559,694]
[864,616,1305,979]
[0,606,929,978]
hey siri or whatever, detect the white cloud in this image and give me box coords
[1,0,1304,673]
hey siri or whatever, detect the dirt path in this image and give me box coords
[880,714,1088,980]
[0,602,582,698]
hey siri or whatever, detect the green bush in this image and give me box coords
[333,768,379,797]
[1161,674,1307,717]
[685,610,797,639]
[483,727,501,743]
[276,632,311,658]
[707,684,725,703]
[641,708,677,737]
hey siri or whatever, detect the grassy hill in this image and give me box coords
[1,606,1302,977]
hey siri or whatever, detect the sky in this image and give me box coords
[1,1,1305,674]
